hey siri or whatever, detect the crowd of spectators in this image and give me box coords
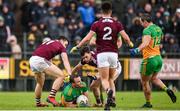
[0,0,180,59]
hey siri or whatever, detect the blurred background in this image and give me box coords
[0,0,180,92]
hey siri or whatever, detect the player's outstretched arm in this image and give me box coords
[72,62,83,74]
[61,52,72,75]
[70,31,95,53]
[130,35,151,56]
[89,36,96,46]
[138,35,151,51]
[119,30,134,48]
[117,36,122,48]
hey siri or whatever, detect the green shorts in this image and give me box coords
[140,55,162,76]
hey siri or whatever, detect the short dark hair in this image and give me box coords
[80,46,90,56]
[101,2,112,14]
[140,13,152,23]
[70,74,80,83]
[58,36,69,44]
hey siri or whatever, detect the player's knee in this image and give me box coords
[151,77,158,83]
[37,82,44,88]
[90,84,97,90]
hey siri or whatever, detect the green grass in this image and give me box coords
[0,91,179,110]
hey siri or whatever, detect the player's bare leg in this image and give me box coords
[141,75,152,108]
[98,67,113,110]
[151,73,176,103]
[90,78,103,107]
[44,64,65,107]
[34,73,48,107]
[109,68,116,107]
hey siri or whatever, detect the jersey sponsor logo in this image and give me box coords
[102,18,113,23]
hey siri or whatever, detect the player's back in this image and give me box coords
[90,17,124,54]
[32,40,66,60]
[142,24,163,59]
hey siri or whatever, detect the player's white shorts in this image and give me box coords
[29,56,52,73]
[97,52,118,68]
[112,61,122,80]
[116,61,122,76]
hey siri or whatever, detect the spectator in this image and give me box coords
[172,8,180,45]
[144,3,153,15]
[123,4,136,33]
[54,16,70,40]
[20,0,40,32]
[166,37,179,53]
[7,35,22,59]
[27,23,43,45]
[66,1,80,22]
[30,0,48,24]
[162,11,173,34]
[38,20,50,38]
[0,16,11,52]
[54,0,65,17]
[0,3,15,30]
[129,17,143,43]
[154,11,164,29]
[26,34,37,52]
[43,8,58,39]
[78,0,95,28]
[75,21,86,38]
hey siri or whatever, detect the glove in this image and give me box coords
[70,46,79,53]
[64,75,70,83]
[130,48,140,56]
[129,41,134,48]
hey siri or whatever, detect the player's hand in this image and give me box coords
[130,48,140,56]
[70,46,79,53]
[87,72,97,80]
[64,75,70,83]
[129,41,134,48]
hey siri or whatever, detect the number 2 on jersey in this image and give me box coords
[103,27,112,40]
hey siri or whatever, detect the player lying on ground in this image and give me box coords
[130,13,176,108]
[60,74,89,107]
[72,46,122,107]
[29,36,71,107]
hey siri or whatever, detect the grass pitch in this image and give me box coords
[0,91,179,110]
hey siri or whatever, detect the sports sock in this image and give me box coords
[106,88,110,94]
[162,85,168,91]
[96,96,102,104]
[146,100,151,104]
[112,97,115,101]
[36,98,41,105]
[49,89,57,98]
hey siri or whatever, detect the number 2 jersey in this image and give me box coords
[90,17,124,54]
[142,24,163,59]
[32,40,66,60]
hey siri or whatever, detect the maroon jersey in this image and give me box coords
[32,40,66,60]
[90,17,124,53]
[81,51,97,67]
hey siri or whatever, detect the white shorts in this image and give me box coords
[97,52,118,68]
[116,61,122,76]
[29,56,52,73]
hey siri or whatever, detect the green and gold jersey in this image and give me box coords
[61,82,88,102]
[142,24,163,59]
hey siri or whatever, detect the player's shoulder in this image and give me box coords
[80,82,87,87]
